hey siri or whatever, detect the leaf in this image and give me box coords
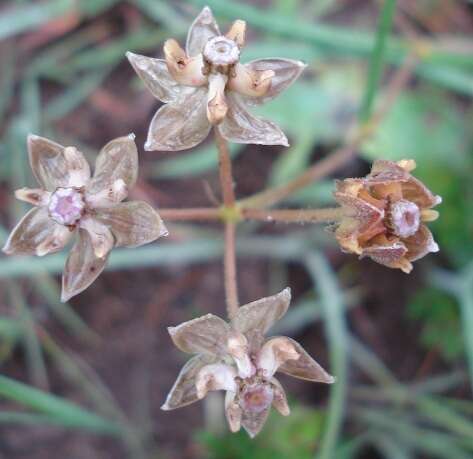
[361,89,471,168]
[0,375,119,434]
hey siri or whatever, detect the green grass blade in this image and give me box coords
[7,281,49,390]
[305,252,348,459]
[0,375,120,435]
[358,0,396,121]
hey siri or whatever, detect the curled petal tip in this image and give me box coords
[160,403,171,411]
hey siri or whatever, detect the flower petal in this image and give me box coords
[257,337,300,379]
[195,363,237,399]
[145,87,211,151]
[237,58,306,106]
[61,228,108,302]
[95,201,168,248]
[404,224,439,262]
[2,207,71,256]
[276,337,335,383]
[161,354,217,410]
[28,135,90,190]
[271,378,290,416]
[360,238,412,273]
[232,288,291,338]
[168,313,232,356]
[186,6,220,57]
[79,217,114,259]
[126,52,181,103]
[218,93,289,146]
[87,135,138,197]
[15,188,51,207]
[225,391,242,432]
[401,175,442,209]
[241,404,271,438]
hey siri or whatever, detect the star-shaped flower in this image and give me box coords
[334,159,441,273]
[162,288,334,438]
[2,134,168,301]
[127,6,305,151]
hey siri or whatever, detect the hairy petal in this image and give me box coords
[168,313,232,356]
[276,337,335,383]
[95,201,168,248]
[257,337,300,379]
[79,217,114,259]
[61,229,108,302]
[28,135,90,190]
[219,93,289,146]
[87,135,138,197]
[404,224,439,262]
[225,391,242,432]
[227,332,254,379]
[271,378,290,416]
[2,207,71,256]
[195,363,237,399]
[238,58,306,106]
[161,354,217,410]
[186,6,220,57]
[232,288,291,338]
[145,87,211,151]
[241,404,271,438]
[360,239,412,273]
[15,188,51,207]
[126,52,181,103]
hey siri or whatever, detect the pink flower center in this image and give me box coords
[203,36,240,66]
[48,187,84,226]
[389,199,420,238]
[240,383,273,414]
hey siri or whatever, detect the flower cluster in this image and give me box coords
[334,159,441,273]
[162,289,333,437]
[3,134,167,301]
[127,6,305,151]
[1,5,444,441]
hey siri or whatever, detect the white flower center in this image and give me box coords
[239,383,273,414]
[203,36,240,66]
[48,187,84,226]
[389,199,420,238]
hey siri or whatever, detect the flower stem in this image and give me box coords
[215,128,236,208]
[224,222,239,318]
[215,128,239,317]
[242,207,343,223]
[159,208,220,220]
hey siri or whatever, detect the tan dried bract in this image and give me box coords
[127,6,306,151]
[334,159,441,273]
[3,134,168,301]
[162,288,334,438]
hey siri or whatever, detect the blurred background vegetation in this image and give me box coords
[0,0,472,458]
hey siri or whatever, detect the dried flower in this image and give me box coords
[127,6,305,151]
[162,288,334,438]
[3,134,168,301]
[334,159,441,273]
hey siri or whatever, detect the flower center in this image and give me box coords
[203,36,240,67]
[48,187,85,226]
[239,383,273,414]
[389,199,420,238]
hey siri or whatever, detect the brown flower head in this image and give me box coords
[162,288,334,438]
[334,159,441,273]
[126,7,305,151]
[2,134,168,301]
